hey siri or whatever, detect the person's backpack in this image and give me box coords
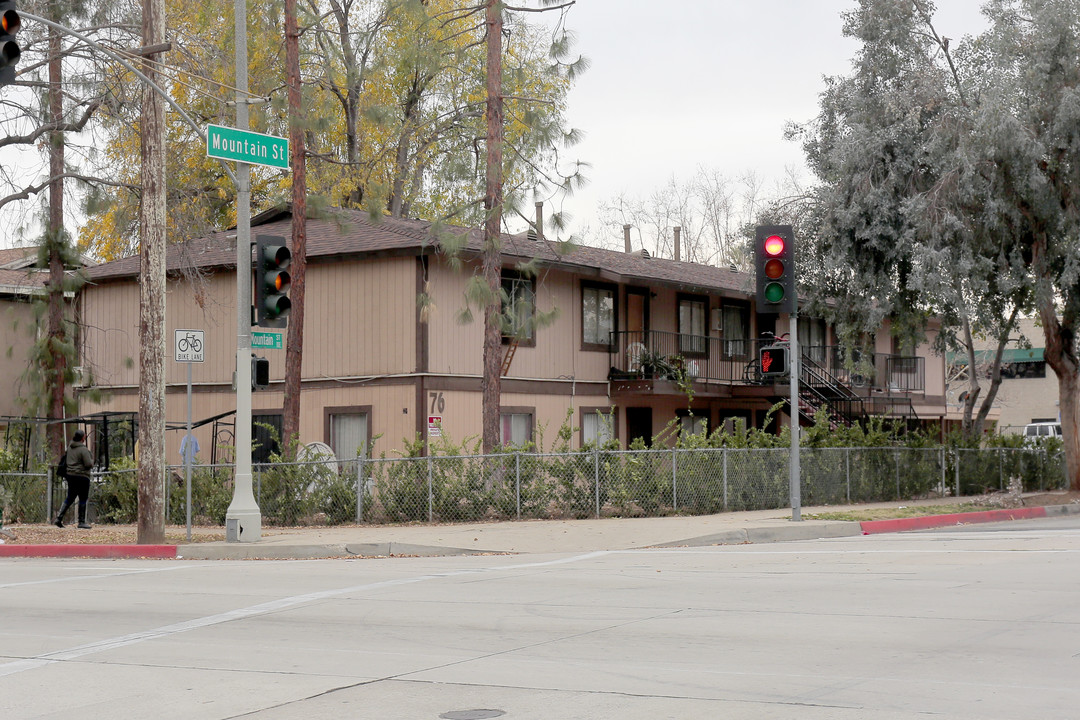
[55,451,68,480]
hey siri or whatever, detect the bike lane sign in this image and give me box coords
[174,329,205,363]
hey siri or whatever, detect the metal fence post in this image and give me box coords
[360,459,369,526]
[594,445,601,519]
[722,447,728,511]
[845,448,851,504]
[937,447,943,496]
[515,452,521,520]
[427,454,433,523]
[999,447,1004,490]
[46,467,53,521]
[672,447,678,512]
[955,449,960,497]
[255,464,262,504]
[895,449,901,499]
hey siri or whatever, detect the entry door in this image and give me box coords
[626,407,653,448]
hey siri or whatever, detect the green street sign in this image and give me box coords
[252,331,283,350]
[206,124,289,170]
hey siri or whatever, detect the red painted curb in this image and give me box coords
[860,506,1048,535]
[0,544,178,559]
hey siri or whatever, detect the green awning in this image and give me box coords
[948,348,1044,366]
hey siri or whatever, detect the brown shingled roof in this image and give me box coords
[0,267,49,295]
[82,207,751,296]
[0,247,37,269]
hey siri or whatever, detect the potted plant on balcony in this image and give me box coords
[639,349,682,380]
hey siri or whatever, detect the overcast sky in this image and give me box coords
[545,0,991,243]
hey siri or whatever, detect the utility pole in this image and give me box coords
[225,0,260,542]
[136,0,166,544]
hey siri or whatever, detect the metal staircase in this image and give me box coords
[795,355,867,428]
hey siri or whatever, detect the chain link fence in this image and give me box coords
[0,447,1068,527]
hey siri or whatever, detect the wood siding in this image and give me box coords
[0,299,38,417]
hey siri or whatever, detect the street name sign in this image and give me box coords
[252,331,283,350]
[206,124,289,170]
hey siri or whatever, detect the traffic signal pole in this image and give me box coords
[789,309,801,522]
[755,225,801,521]
[225,0,260,542]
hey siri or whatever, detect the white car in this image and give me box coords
[1023,422,1062,442]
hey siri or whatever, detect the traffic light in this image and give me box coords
[759,344,789,379]
[0,1,21,87]
[755,225,796,314]
[254,234,291,328]
[252,355,269,390]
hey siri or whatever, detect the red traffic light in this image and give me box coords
[764,235,785,256]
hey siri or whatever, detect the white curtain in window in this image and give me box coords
[331,413,368,461]
[583,287,614,344]
[680,415,707,436]
[583,411,614,445]
[501,413,531,446]
[723,306,746,357]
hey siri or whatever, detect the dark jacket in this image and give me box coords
[66,441,94,478]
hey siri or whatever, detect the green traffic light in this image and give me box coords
[764,281,785,303]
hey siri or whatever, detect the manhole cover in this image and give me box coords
[439,711,506,720]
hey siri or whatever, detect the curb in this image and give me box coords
[653,522,864,548]
[175,541,491,560]
[0,544,177,559]
[859,503,1080,534]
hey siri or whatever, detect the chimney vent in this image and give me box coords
[534,201,544,242]
[674,226,681,262]
[623,224,632,253]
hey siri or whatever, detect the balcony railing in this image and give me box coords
[804,346,925,395]
[609,332,925,394]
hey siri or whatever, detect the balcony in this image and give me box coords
[608,332,925,395]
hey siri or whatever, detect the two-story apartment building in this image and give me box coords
[74,207,948,462]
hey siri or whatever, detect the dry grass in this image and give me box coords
[806,491,1080,522]
[1,524,224,545]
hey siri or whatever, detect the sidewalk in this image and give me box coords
[3,494,1077,559]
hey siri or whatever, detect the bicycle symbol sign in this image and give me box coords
[174,329,205,363]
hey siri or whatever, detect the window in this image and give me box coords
[502,271,535,342]
[679,413,707,437]
[798,317,827,364]
[500,409,533,446]
[582,282,616,348]
[723,305,749,358]
[678,294,708,355]
[581,409,615,446]
[329,412,369,461]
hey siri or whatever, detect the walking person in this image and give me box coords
[54,430,94,529]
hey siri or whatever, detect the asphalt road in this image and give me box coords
[2,516,1079,719]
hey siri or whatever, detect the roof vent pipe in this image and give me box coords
[623,224,632,253]
[534,201,544,242]
[674,226,681,262]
